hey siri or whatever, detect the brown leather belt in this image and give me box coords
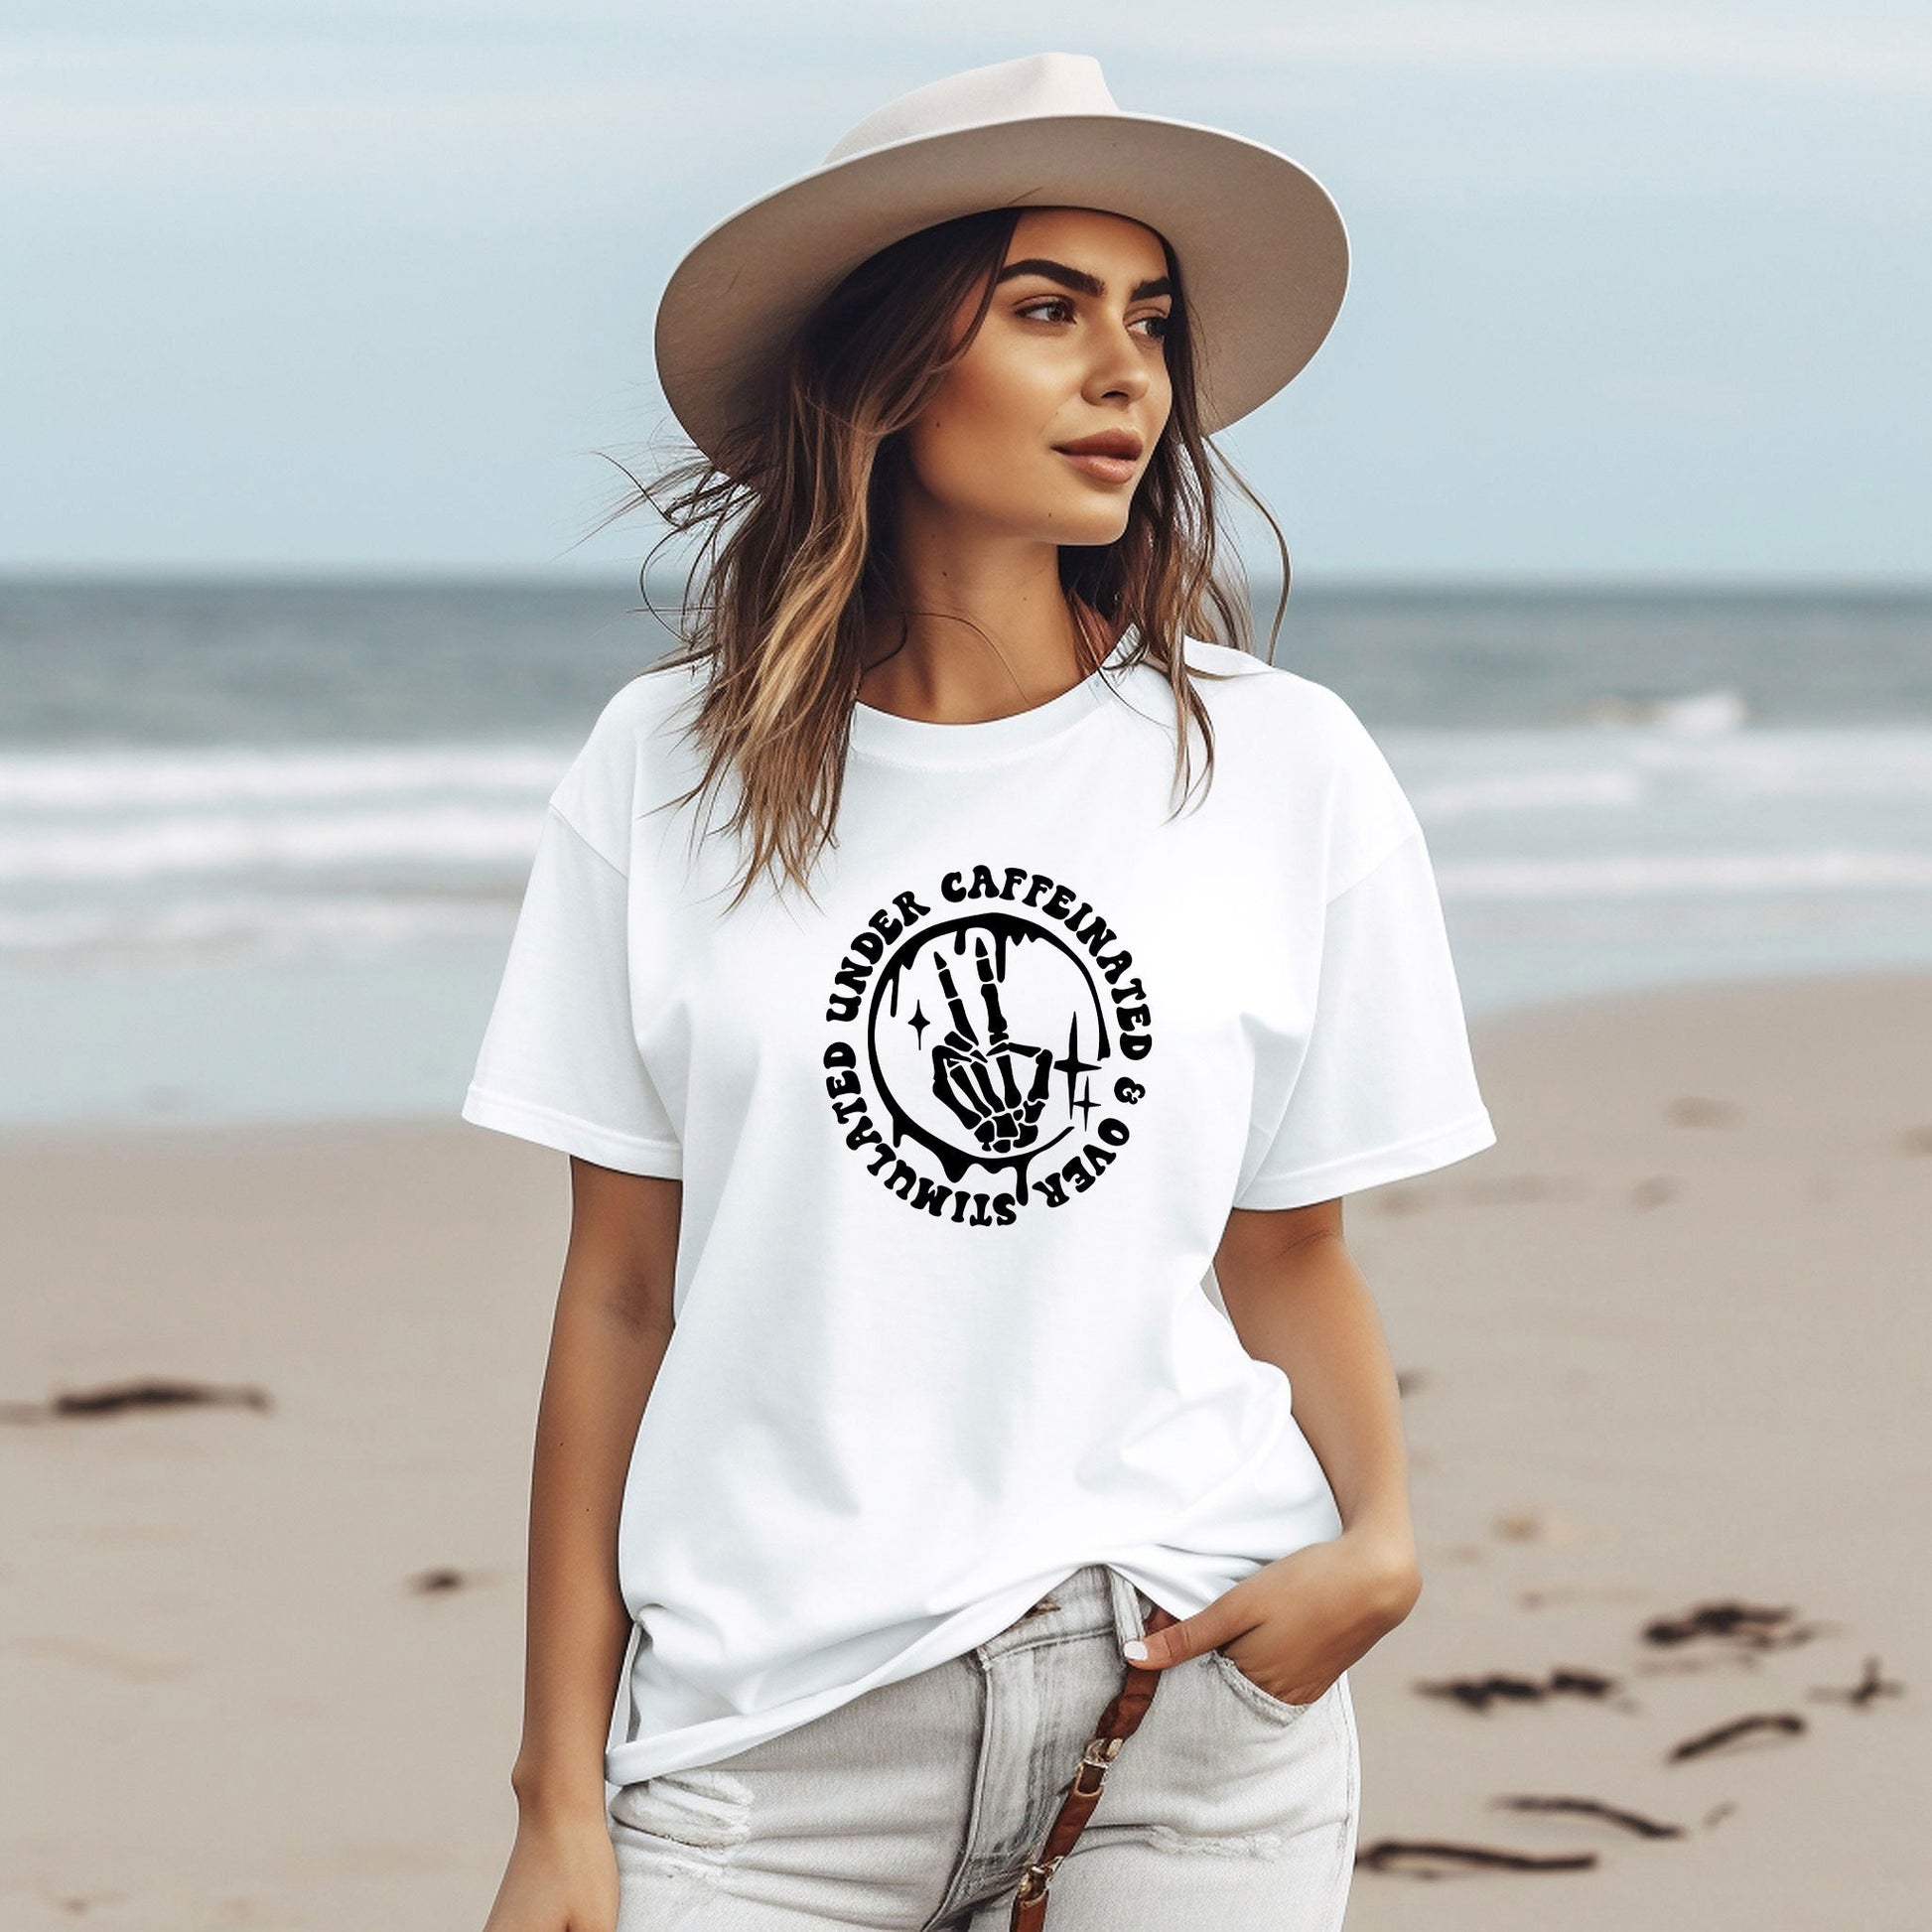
[1009,1601,1179,1931]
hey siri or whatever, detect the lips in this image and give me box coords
[1052,429,1145,487]
[1052,431,1144,459]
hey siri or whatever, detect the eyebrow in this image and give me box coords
[994,257,1173,302]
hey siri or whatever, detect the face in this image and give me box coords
[894,206,1174,547]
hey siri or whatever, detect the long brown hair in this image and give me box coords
[584,206,1293,914]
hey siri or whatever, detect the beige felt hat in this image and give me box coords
[653,51,1350,470]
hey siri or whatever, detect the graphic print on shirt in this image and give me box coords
[822,864,1154,1223]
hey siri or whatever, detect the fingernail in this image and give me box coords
[1123,1640,1149,1662]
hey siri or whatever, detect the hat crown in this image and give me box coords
[821,52,1121,167]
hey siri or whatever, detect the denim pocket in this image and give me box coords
[609,1766,754,1856]
[1208,1647,1319,1725]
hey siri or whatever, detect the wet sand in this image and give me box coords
[3,969,1927,1929]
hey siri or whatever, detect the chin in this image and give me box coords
[1037,493,1131,547]
[1059,514,1133,546]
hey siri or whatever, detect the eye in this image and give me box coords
[1016,295,1076,325]
[1016,296,1173,342]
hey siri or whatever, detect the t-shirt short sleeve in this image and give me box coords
[460,799,683,1178]
[1233,693,1496,1211]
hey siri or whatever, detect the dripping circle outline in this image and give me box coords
[820,865,1155,1224]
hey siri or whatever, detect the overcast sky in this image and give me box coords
[2,2,1927,581]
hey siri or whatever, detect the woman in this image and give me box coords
[465,52,1496,1932]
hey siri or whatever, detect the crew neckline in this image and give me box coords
[848,624,1138,768]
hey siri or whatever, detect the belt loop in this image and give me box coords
[1104,1567,1147,1650]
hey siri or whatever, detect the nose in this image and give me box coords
[1083,312,1154,406]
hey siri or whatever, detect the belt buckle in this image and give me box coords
[1015,1853,1062,1902]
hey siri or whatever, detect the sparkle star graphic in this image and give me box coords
[1053,1014,1101,1110]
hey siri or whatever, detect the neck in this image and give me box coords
[856,530,1113,728]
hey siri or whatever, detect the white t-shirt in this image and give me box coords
[462,629,1496,1787]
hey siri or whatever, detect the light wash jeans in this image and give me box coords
[610,1561,1360,1930]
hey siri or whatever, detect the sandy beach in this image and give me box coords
[3,967,1927,1930]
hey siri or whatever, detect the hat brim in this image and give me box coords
[653,110,1349,468]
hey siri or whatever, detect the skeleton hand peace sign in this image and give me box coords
[929,931,1053,1154]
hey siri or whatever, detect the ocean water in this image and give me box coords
[3,575,1929,1132]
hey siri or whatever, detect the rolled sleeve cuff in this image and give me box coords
[1233,1106,1496,1211]
[461,1083,684,1178]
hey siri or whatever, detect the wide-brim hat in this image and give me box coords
[653,51,1349,473]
